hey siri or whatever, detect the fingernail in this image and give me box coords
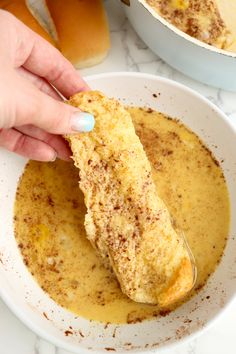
[51,151,57,162]
[71,111,95,132]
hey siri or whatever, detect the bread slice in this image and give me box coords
[45,0,110,68]
[145,0,233,49]
[0,0,56,45]
[65,91,196,306]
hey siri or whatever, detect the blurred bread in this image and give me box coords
[26,0,58,43]
[0,0,56,45]
[45,0,110,68]
[3,0,110,68]
[65,91,196,306]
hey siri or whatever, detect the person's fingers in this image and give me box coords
[17,67,62,101]
[0,71,95,134]
[16,125,71,160]
[0,128,57,161]
[24,46,89,98]
[0,11,89,98]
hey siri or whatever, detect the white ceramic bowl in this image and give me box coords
[122,0,236,91]
[0,72,236,353]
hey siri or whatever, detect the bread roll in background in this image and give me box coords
[0,0,56,46]
[45,0,110,68]
[26,0,58,43]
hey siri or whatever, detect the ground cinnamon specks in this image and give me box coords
[105,348,116,351]
[43,312,49,320]
[104,322,110,329]
[112,327,118,338]
[79,330,84,338]
[64,330,73,336]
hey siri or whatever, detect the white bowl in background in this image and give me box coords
[121,0,236,91]
[0,72,236,353]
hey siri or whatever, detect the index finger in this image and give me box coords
[4,11,89,97]
[24,38,90,98]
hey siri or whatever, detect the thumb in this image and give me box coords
[27,90,95,134]
[1,72,95,134]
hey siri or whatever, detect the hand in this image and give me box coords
[0,10,94,161]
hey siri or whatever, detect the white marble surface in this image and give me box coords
[1,1,236,353]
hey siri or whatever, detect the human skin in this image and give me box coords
[0,10,94,161]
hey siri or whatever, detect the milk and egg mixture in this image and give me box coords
[14,107,230,324]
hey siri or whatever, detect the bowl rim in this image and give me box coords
[136,0,236,59]
[1,71,236,354]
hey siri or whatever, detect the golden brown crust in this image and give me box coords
[0,0,56,45]
[45,0,110,68]
[65,91,195,306]
[145,0,233,48]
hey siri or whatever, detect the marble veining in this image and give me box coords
[1,0,236,353]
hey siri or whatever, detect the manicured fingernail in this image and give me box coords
[51,151,57,162]
[71,111,95,132]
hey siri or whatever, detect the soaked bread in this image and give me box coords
[65,91,195,306]
[145,0,233,48]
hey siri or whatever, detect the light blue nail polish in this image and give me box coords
[71,112,95,132]
[51,152,57,162]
